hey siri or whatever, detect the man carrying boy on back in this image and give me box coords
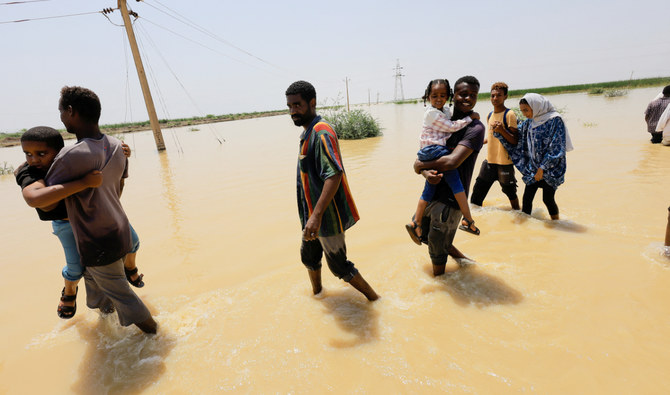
[470,82,520,210]
[46,86,156,333]
[285,80,378,301]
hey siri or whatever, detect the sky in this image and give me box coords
[0,0,669,132]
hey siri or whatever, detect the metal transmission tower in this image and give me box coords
[393,59,405,101]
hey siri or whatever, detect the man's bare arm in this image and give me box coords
[413,144,475,173]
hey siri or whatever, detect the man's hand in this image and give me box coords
[470,111,480,120]
[82,170,103,188]
[422,169,443,185]
[303,215,321,241]
[534,168,544,181]
[122,142,131,158]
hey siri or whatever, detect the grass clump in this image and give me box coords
[323,109,382,140]
[604,89,628,97]
[0,161,15,175]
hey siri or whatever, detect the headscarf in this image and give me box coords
[522,93,574,152]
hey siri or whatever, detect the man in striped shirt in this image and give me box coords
[286,80,378,301]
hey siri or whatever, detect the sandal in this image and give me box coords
[459,218,480,235]
[57,287,77,319]
[405,220,423,245]
[125,267,145,288]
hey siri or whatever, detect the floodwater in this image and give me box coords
[1,86,669,394]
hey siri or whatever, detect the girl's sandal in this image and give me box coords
[125,267,145,288]
[459,218,480,235]
[405,220,423,245]
[57,286,77,319]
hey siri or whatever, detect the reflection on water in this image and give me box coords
[2,87,670,393]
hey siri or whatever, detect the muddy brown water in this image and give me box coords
[1,87,669,393]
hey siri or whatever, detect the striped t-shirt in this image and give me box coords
[296,116,359,237]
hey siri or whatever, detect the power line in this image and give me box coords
[140,0,286,72]
[0,10,102,24]
[0,0,49,5]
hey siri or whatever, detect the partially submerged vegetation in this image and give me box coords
[0,161,14,175]
[322,108,382,140]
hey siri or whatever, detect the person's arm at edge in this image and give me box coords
[22,170,102,209]
[303,172,342,240]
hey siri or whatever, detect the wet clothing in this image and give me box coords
[46,135,132,267]
[296,116,363,280]
[496,94,568,217]
[422,118,485,267]
[522,180,558,216]
[421,201,462,267]
[46,133,148,327]
[470,161,518,205]
[83,259,151,326]
[296,116,359,237]
[15,163,67,221]
[470,109,519,205]
[52,220,140,282]
[300,233,358,282]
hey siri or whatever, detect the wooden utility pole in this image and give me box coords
[118,0,165,151]
[344,77,350,112]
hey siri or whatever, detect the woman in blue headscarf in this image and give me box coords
[496,93,572,220]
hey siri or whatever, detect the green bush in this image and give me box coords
[322,109,382,140]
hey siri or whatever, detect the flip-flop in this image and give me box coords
[458,218,480,235]
[57,286,77,319]
[405,220,422,245]
[125,267,145,288]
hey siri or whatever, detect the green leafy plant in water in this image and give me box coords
[322,109,382,140]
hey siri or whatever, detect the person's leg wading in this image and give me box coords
[320,233,378,301]
[85,260,155,333]
[425,201,462,276]
[470,160,496,206]
[522,182,540,215]
[498,164,520,209]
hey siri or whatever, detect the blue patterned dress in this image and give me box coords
[496,116,567,189]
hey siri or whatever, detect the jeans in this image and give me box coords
[52,220,140,282]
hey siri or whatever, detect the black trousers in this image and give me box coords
[470,160,518,205]
[522,180,558,216]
